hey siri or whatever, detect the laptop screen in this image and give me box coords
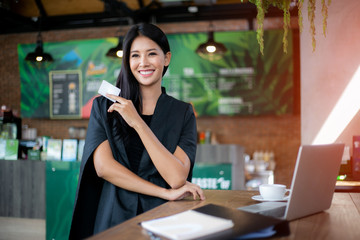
[285,143,344,220]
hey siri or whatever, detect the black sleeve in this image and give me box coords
[177,104,197,180]
[69,97,108,239]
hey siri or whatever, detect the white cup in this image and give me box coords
[259,184,290,200]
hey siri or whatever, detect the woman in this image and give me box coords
[69,23,204,239]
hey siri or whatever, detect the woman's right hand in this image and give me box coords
[165,181,205,201]
[106,94,143,129]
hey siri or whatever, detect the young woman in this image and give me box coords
[69,23,204,239]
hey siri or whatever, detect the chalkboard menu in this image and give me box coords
[49,70,82,119]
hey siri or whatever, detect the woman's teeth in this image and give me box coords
[140,70,153,75]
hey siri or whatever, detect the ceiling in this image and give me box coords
[0,0,297,34]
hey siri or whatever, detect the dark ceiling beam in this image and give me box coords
[40,13,133,31]
[102,0,134,16]
[153,3,258,23]
[0,8,38,34]
[0,3,298,34]
[34,0,47,17]
[138,0,144,8]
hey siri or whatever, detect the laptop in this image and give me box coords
[239,143,345,221]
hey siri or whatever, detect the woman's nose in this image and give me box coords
[139,56,149,66]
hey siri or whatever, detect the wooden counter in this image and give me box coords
[89,190,360,240]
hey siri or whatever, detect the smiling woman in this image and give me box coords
[69,23,205,240]
[129,35,171,96]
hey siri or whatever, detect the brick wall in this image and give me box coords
[0,19,300,186]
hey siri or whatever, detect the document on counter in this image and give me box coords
[141,205,234,240]
[141,204,289,240]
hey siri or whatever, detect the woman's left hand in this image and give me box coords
[106,94,142,129]
[165,181,205,201]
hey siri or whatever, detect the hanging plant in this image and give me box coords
[243,0,331,54]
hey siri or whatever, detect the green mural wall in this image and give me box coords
[18,30,293,119]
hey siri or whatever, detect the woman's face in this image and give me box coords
[129,35,171,88]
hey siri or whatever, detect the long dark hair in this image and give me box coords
[112,23,170,136]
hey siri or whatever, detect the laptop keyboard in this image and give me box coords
[238,202,287,219]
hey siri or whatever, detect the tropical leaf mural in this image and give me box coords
[18,30,293,118]
[18,38,122,118]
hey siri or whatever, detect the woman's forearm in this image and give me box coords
[93,140,168,198]
[134,120,190,189]
[94,140,204,201]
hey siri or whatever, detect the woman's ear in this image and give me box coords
[164,51,171,67]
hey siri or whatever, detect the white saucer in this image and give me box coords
[251,195,289,202]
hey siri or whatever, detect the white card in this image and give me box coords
[98,80,121,102]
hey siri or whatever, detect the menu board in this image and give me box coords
[162,30,294,116]
[49,70,82,119]
[163,68,255,115]
[18,29,294,118]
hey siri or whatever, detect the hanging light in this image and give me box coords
[106,36,124,58]
[25,32,53,62]
[196,24,227,61]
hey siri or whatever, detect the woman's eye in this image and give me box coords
[131,54,139,58]
[149,52,157,56]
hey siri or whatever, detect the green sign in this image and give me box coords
[18,30,293,118]
[192,163,232,190]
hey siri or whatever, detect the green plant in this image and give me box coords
[243,0,331,54]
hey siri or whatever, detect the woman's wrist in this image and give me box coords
[133,116,147,133]
[157,187,170,200]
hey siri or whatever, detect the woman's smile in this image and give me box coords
[139,69,155,77]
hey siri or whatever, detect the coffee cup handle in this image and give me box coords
[285,189,291,195]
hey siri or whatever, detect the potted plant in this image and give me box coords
[244,0,331,54]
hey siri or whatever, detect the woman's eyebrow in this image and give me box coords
[130,48,158,53]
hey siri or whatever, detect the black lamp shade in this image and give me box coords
[196,31,227,61]
[25,37,53,62]
[106,36,123,58]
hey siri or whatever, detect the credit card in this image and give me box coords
[98,80,121,102]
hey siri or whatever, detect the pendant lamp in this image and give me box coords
[106,36,124,58]
[196,24,227,61]
[25,32,53,62]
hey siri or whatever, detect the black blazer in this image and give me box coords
[69,89,197,239]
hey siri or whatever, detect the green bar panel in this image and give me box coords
[46,161,80,240]
[192,163,232,190]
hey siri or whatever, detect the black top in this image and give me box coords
[69,89,197,239]
[126,114,153,174]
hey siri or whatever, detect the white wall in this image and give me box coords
[301,0,360,152]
